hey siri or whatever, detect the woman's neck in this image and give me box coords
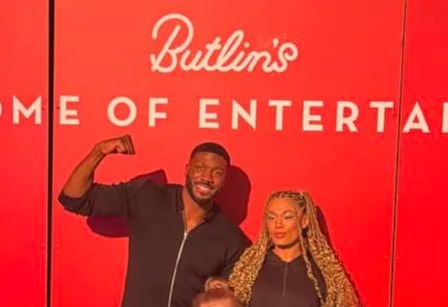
[273,243,302,263]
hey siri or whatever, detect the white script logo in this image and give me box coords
[149,13,299,73]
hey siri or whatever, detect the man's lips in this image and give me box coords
[194,182,214,194]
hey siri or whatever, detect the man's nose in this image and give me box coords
[202,170,214,183]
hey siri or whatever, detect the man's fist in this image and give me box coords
[97,135,136,155]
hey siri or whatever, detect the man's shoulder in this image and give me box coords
[211,211,251,245]
[127,173,181,193]
[161,182,183,193]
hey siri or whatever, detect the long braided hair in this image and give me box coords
[228,190,360,307]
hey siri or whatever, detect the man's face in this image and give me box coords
[185,152,228,206]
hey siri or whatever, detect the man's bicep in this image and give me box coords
[221,232,251,278]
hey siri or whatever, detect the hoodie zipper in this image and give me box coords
[282,263,288,296]
[166,211,188,307]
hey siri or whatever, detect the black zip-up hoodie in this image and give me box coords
[249,250,327,307]
[58,175,249,307]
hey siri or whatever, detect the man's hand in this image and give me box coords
[205,276,229,291]
[97,134,136,155]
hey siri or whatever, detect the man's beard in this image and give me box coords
[185,176,220,208]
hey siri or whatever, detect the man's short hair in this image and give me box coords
[192,288,242,307]
[190,142,231,165]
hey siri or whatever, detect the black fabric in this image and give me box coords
[58,176,249,307]
[249,250,327,307]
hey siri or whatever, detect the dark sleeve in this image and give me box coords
[58,175,151,217]
[220,229,251,279]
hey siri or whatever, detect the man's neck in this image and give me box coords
[181,188,212,232]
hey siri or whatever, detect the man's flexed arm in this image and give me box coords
[59,135,137,216]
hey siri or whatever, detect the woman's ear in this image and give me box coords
[301,215,310,229]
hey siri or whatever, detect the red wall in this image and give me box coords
[0,1,48,307]
[1,0,447,306]
[393,1,448,306]
[53,1,402,306]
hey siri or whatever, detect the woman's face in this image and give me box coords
[266,197,307,248]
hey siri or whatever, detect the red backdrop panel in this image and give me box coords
[53,1,404,306]
[393,1,448,306]
[0,1,47,307]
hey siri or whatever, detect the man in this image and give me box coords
[58,135,249,307]
[192,288,243,307]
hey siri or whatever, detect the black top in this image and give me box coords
[249,250,327,307]
[58,175,249,307]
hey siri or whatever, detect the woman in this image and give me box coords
[228,190,360,307]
